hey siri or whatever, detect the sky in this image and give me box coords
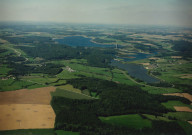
[0,0,192,27]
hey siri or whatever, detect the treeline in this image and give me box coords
[6,56,26,62]
[7,62,63,76]
[147,81,172,87]
[1,36,54,44]
[171,40,192,58]
[16,44,116,68]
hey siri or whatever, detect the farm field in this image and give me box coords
[142,114,171,121]
[174,106,192,112]
[162,100,192,110]
[0,86,56,105]
[163,93,192,102]
[99,114,152,129]
[164,112,192,121]
[178,121,192,135]
[0,22,192,134]
[0,104,55,130]
[57,84,81,93]
[0,79,45,92]
[142,86,181,94]
[0,86,56,131]
[51,88,94,100]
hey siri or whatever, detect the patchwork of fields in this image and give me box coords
[0,87,56,130]
[0,23,192,135]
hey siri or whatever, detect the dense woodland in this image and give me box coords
[52,97,186,135]
[1,36,54,44]
[171,40,192,58]
[16,43,115,68]
[7,61,63,76]
[51,77,189,135]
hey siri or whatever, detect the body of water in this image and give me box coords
[55,36,159,83]
[111,60,160,83]
[55,36,115,48]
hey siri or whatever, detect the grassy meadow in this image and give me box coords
[99,114,152,129]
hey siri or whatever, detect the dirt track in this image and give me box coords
[0,86,56,105]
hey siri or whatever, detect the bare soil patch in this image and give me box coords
[188,121,192,125]
[0,104,55,130]
[174,106,192,112]
[163,93,192,102]
[0,86,56,105]
[140,63,150,66]
[171,56,182,59]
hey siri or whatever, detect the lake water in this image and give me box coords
[55,36,115,48]
[55,36,159,83]
[111,60,160,83]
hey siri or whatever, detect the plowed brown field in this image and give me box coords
[0,86,56,130]
[0,104,55,130]
[174,106,192,112]
[0,86,56,105]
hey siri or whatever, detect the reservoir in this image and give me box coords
[56,36,159,83]
[55,36,115,48]
[111,60,160,83]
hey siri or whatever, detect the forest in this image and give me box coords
[171,40,192,58]
[51,77,189,135]
[16,43,115,68]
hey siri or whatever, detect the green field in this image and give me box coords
[162,100,192,110]
[51,88,94,100]
[164,112,192,121]
[52,59,112,80]
[0,65,12,77]
[112,69,137,85]
[142,114,171,121]
[141,86,181,94]
[99,114,152,129]
[153,60,192,87]
[0,79,45,91]
[178,121,192,135]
